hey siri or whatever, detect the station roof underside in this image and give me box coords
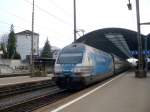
[76,28,149,60]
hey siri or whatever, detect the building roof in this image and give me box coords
[76,27,148,59]
[15,30,39,36]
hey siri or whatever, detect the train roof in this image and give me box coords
[61,43,110,56]
[61,43,86,53]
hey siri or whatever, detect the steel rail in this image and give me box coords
[0,86,67,111]
[0,79,55,98]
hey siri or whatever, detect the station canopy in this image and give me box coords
[76,28,149,60]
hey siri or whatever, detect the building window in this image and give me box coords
[26,34,30,39]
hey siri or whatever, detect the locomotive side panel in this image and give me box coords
[53,43,128,90]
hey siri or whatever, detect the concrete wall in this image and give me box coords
[0,59,24,69]
[0,59,30,74]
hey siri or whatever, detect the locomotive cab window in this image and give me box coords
[57,53,83,64]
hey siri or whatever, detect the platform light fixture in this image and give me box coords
[127,0,132,10]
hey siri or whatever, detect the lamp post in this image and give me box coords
[127,0,132,10]
[127,0,146,77]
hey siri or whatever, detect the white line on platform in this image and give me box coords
[51,73,126,112]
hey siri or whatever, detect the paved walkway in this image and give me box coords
[0,74,53,87]
[52,71,150,112]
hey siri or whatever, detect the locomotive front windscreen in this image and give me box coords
[57,53,83,64]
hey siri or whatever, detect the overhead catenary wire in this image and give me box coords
[0,20,71,44]
[0,0,73,47]
[0,20,26,31]
[47,0,72,18]
[23,0,73,28]
[0,7,72,39]
[0,0,74,43]
[0,9,31,32]
[0,8,31,24]
[0,5,72,32]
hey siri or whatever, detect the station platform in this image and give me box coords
[51,71,150,112]
[0,74,53,87]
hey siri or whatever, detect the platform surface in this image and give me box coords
[0,74,53,87]
[52,71,150,112]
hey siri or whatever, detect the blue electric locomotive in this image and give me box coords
[53,43,128,89]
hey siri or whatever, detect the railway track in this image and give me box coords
[0,79,55,98]
[0,79,61,111]
[0,72,128,112]
[0,86,69,112]
[0,79,71,112]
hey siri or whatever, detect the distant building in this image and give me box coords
[15,30,39,60]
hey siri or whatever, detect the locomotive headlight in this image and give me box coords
[74,67,81,73]
[74,66,91,73]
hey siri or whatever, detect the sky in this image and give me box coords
[0,0,150,48]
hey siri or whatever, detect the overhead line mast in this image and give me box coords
[31,0,35,75]
[73,0,77,42]
[127,0,147,77]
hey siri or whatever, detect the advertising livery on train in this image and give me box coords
[53,43,129,89]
